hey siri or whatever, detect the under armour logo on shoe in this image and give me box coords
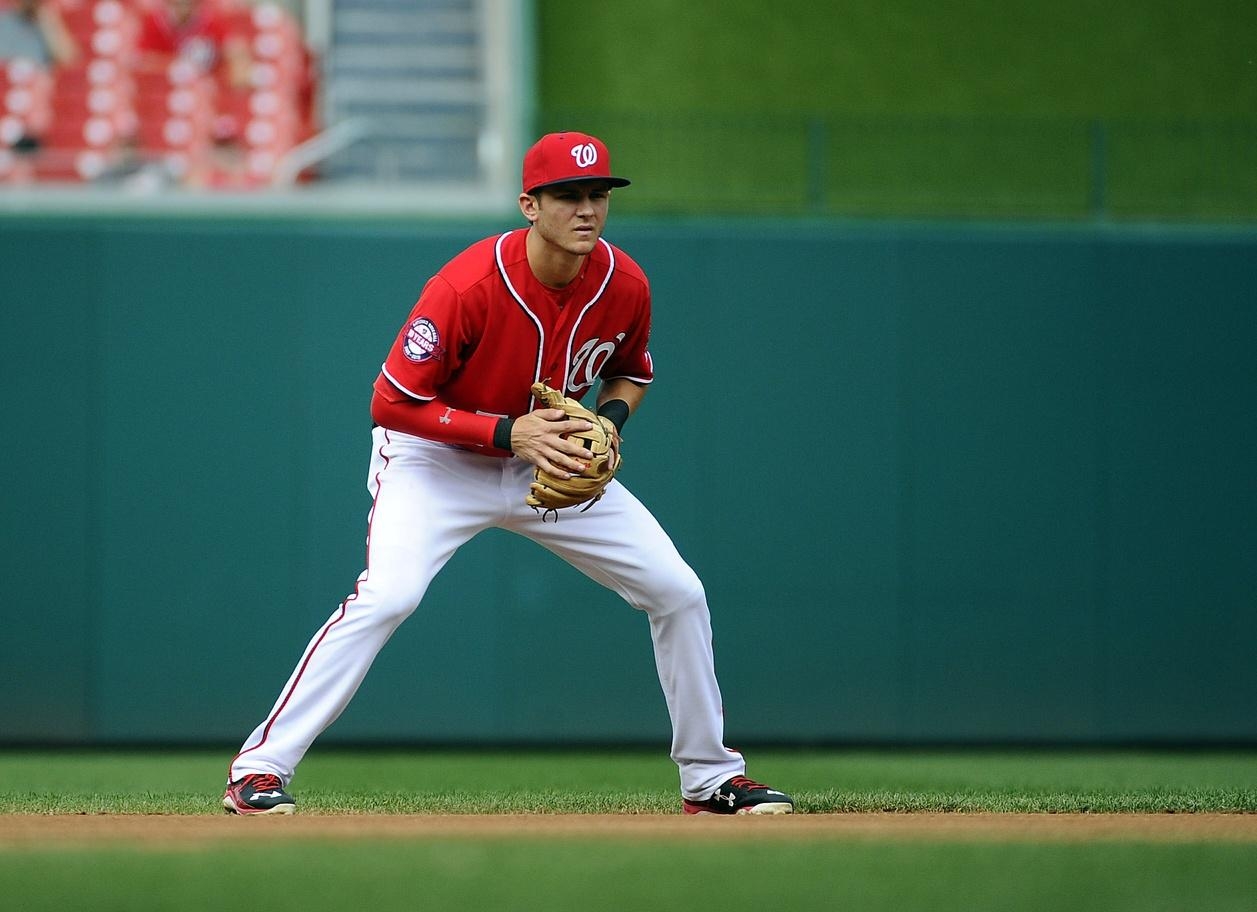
[715,789,736,806]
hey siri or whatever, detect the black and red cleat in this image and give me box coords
[683,775,794,815]
[222,773,296,815]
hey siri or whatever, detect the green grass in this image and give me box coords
[4,750,1256,912]
[2,748,1255,815]
[539,0,1257,119]
[4,843,1257,912]
[537,0,1257,220]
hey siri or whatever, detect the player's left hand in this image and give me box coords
[600,418,622,472]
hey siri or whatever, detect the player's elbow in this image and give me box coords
[369,388,391,427]
[370,376,411,427]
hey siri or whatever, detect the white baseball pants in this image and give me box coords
[230,428,746,799]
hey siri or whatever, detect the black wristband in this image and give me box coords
[493,417,515,451]
[596,399,631,433]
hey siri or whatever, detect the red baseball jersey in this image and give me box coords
[380,229,654,419]
[137,4,232,71]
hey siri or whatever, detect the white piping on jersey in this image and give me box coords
[602,347,654,386]
[562,238,616,397]
[380,363,435,401]
[495,231,617,406]
[495,231,546,405]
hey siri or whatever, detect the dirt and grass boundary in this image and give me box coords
[4,812,1257,849]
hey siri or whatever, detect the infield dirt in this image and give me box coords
[3,813,1256,849]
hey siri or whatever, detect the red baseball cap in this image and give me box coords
[521,131,631,194]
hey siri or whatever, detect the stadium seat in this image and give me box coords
[209,1,307,186]
[1,58,53,134]
[6,0,318,187]
[26,0,140,182]
[131,59,215,182]
[0,59,54,183]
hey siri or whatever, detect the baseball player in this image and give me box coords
[222,131,794,817]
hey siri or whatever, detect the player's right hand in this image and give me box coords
[510,409,595,478]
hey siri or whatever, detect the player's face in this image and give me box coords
[524,181,611,257]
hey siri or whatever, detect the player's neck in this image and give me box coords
[525,228,585,289]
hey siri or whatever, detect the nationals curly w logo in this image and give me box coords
[566,333,626,395]
[570,143,598,168]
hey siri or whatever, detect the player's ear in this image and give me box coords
[519,192,539,224]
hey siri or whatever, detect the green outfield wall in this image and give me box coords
[1,215,1254,746]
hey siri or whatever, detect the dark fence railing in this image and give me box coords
[540,110,1257,221]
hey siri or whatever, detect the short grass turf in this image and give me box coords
[538,0,1257,119]
[1,747,1255,815]
[3,750,1256,912]
[4,842,1257,912]
[537,0,1257,220]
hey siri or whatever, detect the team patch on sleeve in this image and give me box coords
[403,317,445,362]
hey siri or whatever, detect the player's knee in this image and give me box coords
[374,594,421,624]
[641,565,707,618]
[355,576,427,624]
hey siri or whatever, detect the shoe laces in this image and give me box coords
[727,775,768,791]
[241,773,283,791]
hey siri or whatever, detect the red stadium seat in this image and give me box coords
[10,0,317,186]
[18,0,142,181]
[130,59,216,181]
[208,2,306,185]
[1,60,54,183]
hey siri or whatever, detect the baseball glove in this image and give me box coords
[525,381,621,514]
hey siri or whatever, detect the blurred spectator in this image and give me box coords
[135,0,249,87]
[0,0,81,69]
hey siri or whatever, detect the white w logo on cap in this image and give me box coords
[571,143,598,168]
